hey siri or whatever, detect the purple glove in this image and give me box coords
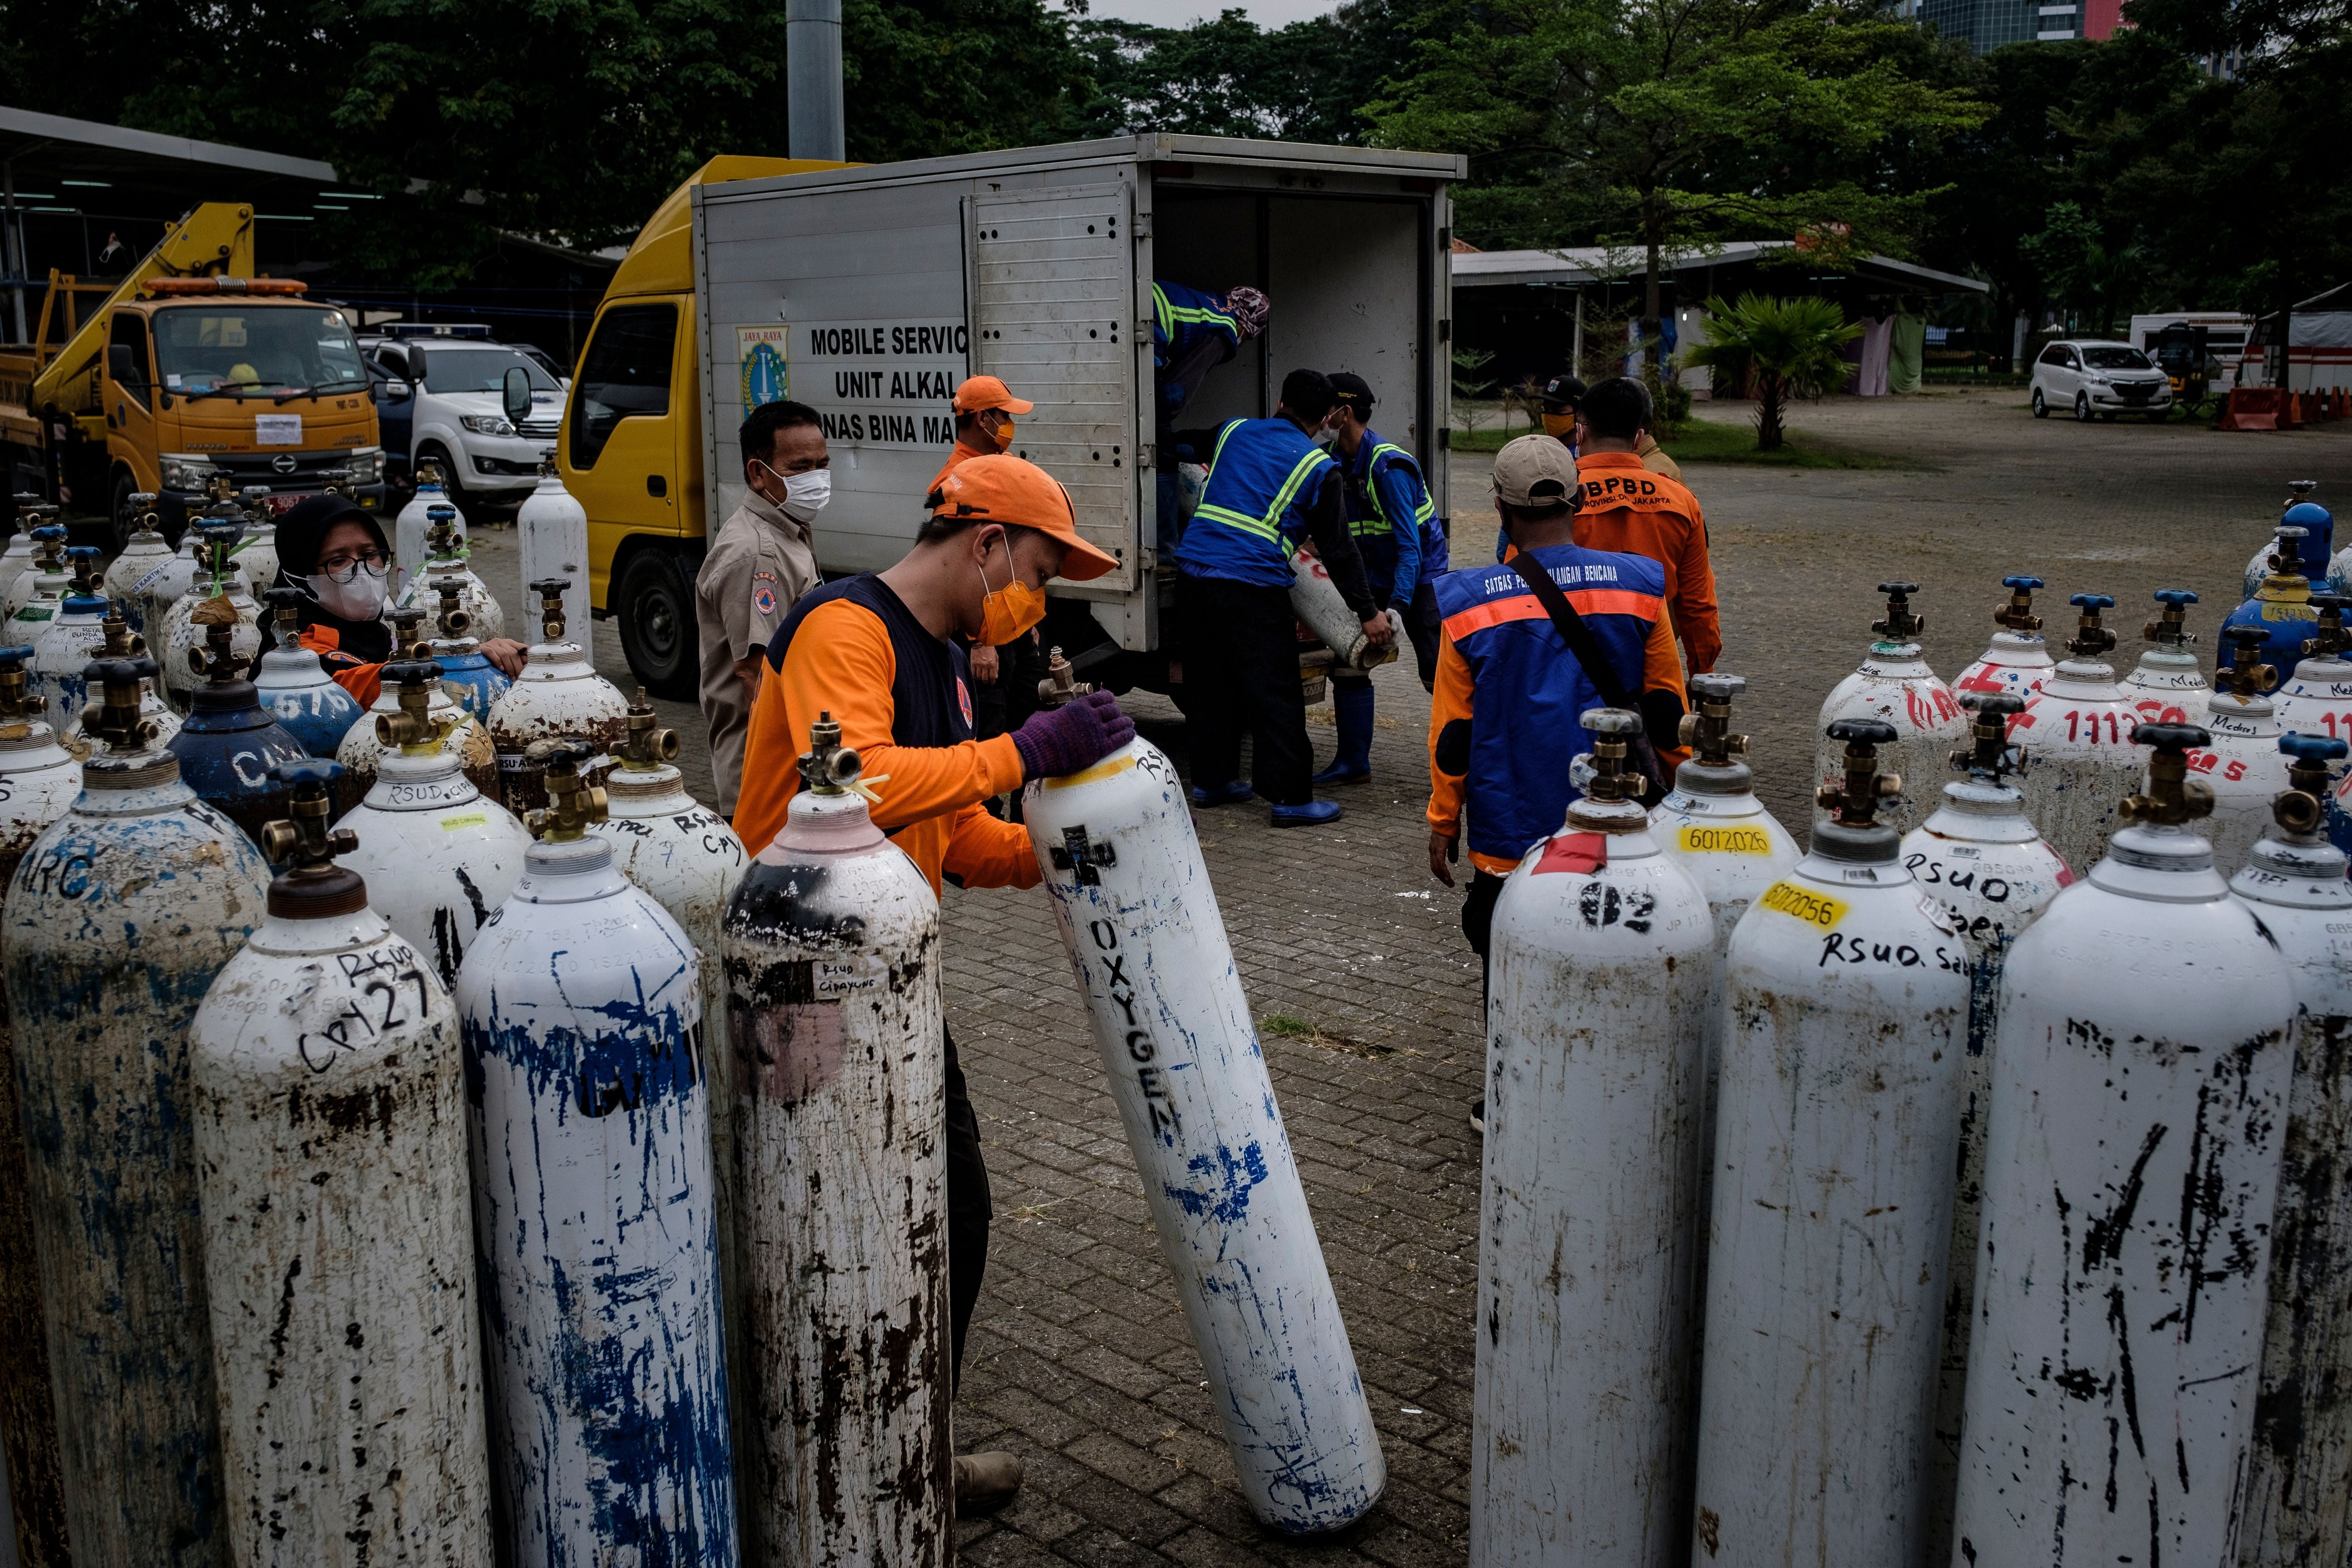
[1011,689,1135,780]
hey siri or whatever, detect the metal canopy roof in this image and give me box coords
[0,105,353,228]
[1453,240,1987,295]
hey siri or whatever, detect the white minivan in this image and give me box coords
[2030,339,2175,422]
[362,330,564,509]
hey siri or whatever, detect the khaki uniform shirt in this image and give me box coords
[1635,432,1684,482]
[697,492,818,814]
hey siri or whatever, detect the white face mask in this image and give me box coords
[756,460,831,523]
[301,567,389,622]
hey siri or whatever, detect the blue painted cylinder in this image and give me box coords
[251,648,365,757]
[2226,527,2320,697]
[168,669,311,848]
[456,830,737,1564]
[2,713,272,1567]
[428,641,511,720]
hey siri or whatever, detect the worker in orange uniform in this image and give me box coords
[1571,376,1719,675]
[1425,436,1686,1135]
[732,453,1134,1512]
[929,374,1034,492]
[933,377,1047,759]
[267,492,525,704]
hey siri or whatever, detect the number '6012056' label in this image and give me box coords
[1758,880,1847,929]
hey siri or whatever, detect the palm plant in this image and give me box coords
[1682,294,1861,450]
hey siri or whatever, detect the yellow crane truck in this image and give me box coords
[0,201,388,543]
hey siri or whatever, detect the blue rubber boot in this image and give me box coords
[1190,780,1255,809]
[1270,799,1344,828]
[1312,680,1376,787]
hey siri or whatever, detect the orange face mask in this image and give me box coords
[1542,411,1577,439]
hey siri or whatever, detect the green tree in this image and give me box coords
[2020,200,2142,336]
[1680,292,1858,448]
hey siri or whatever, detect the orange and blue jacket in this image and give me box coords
[1572,451,1719,675]
[1427,543,1688,876]
[733,574,1037,897]
[295,624,384,708]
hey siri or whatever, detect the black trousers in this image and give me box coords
[1176,571,1313,806]
[943,1028,991,1391]
[1463,869,1507,1012]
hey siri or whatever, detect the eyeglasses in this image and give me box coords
[315,548,391,583]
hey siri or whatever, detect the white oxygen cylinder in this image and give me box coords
[1288,546,1399,669]
[333,607,499,811]
[2011,591,2142,875]
[392,465,448,606]
[0,525,64,626]
[57,607,180,755]
[389,505,504,643]
[27,591,112,720]
[2272,593,2352,851]
[0,505,39,614]
[1693,718,1969,1567]
[1020,661,1384,1533]
[1953,722,2296,1566]
[159,538,262,715]
[517,453,592,664]
[456,748,736,1565]
[483,577,628,816]
[723,719,949,1567]
[0,644,79,1566]
[1814,582,1966,832]
[2119,588,2211,726]
[125,528,200,638]
[231,488,279,593]
[102,494,174,633]
[2199,625,2294,874]
[336,659,531,987]
[190,759,492,1567]
[1897,691,2072,1560]
[0,656,273,1568]
[2229,734,2352,1567]
[1953,574,2055,700]
[1473,709,1714,1567]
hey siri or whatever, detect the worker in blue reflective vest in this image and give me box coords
[1175,368,1391,826]
[1315,372,1445,786]
[1153,280,1268,559]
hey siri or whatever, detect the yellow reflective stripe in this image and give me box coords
[1153,283,1174,338]
[1260,448,1332,539]
[1207,420,1245,468]
[1152,283,1236,338]
[1192,504,1279,541]
[1364,443,1436,532]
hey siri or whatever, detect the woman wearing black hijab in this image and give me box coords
[269,493,525,706]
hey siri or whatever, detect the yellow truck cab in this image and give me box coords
[4,202,388,542]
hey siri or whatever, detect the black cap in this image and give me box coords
[1540,373,1586,411]
[1327,372,1375,417]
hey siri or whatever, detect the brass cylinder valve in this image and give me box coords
[1036,646,1095,710]
[430,577,473,640]
[387,605,430,661]
[2144,588,2198,649]
[1950,691,2025,779]
[83,657,161,751]
[527,743,609,840]
[207,472,238,504]
[2065,592,2118,659]
[1872,581,1924,644]
[194,521,244,591]
[618,687,680,772]
[259,759,359,868]
[2272,732,2344,839]
[374,660,453,754]
[799,711,865,795]
[1676,673,1750,766]
[27,525,66,575]
[318,466,352,497]
[1817,717,1902,825]
[2118,721,2216,825]
[0,644,44,719]
[537,446,559,478]
[238,485,272,525]
[1577,707,1648,803]
[128,491,161,535]
[263,586,306,646]
[188,609,249,686]
[1993,574,2043,635]
[96,602,144,659]
[529,577,571,644]
[2268,524,2311,581]
[2217,624,2277,700]
[2303,594,2350,663]
[62,546,102,597]
[416,459,443,490]
[424,505,462,561]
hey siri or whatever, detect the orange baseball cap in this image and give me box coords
[953,375,1034,415]
[928,454,1120,582]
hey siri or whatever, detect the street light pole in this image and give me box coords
[787,0,845,163]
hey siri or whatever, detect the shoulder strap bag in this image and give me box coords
[1504,551,1675,800]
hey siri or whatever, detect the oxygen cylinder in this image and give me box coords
[485,577,627,815]
[1692,718,1969,1567]
[28,588,112,720]
[2271,593,2352,855]
[2248,481,2337,597]
[1649,673,1800,1286]
[2197,625,2294,873]
[338,659,531,987]
[126,528,200,639]
[723,717,949,1566]
[0,521,63,628]
[2227,735,2352,1567]
[418,575,512,720]
[391,461,448,606]
[190,760,492,1567]
[1287,546,1399,669]
[251,588,364,755]
[333,605,498,812]
[159,522,263,715]
[2118,587,2209,725]
[1953,575,2055,699]
[1897,692,2071,1558]
[1473,709,1713,1566]
[0,646,77,1566]
[231,486,279,593]
[517,451,592,660]
[458,746,737,1565]
[102,492,173,631]
[0,527,69,647]
[1020,658,1384,1532]
[391,505,505,642]
[59,604,179,756]
[590,689,748,1460]
[2,656,272,1568]
[0,498,40,613]
[1952,723,2296,1566]
[2010,592,2142,874]
[1815,582,1966,831]
[165,611,310,846]
[2224,523,2319,694]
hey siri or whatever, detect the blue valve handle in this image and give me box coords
[2001,574,2044,589]
[2070,592,2116,609]
[2152,588,2199,605]
[2280,732,2350,763]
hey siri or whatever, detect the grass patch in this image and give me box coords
[1260,1012,1396,1059]
[1449,418,1925,469]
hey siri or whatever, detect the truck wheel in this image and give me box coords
[616,547,699,700]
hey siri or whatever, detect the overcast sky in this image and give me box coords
[1081,0,1340,26]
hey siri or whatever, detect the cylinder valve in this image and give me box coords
[2302,594,2350,662]
[430,577,473,640]
[97,601,144,659]
[374,660,453,753]
[1950,690,2026,779]
[263,586,306,645]
[797,710,872,798]
[1994,575,2044,634]
[1575,707,1649,806]
[1817,717,1903,825]
[1036,645,1095,709]
[83,656,161,751]
[526,743,609,840]
[617,687,680,772]
[189,610,248,685]
[2066,592,2118,659]
[62,545,102,597]
[387,605,430,661]
[425,506,462,559]
[1873,581,1924,643]
[1676,672,1750,765]
[2218,624,2278,699]
[259,759,359,869]
[0,644,44,718]
[2271,732,2346,839]
[27,524,66,575]
[2117,722,2216,824]
[529,577,571,644]
[2269,523,2312,579]
[2144,588,2198,649]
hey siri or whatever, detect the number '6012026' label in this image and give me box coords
[1677,824,1774,856]
[1758,880,1847,929]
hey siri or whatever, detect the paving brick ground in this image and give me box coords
[457,389,2352,1565]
